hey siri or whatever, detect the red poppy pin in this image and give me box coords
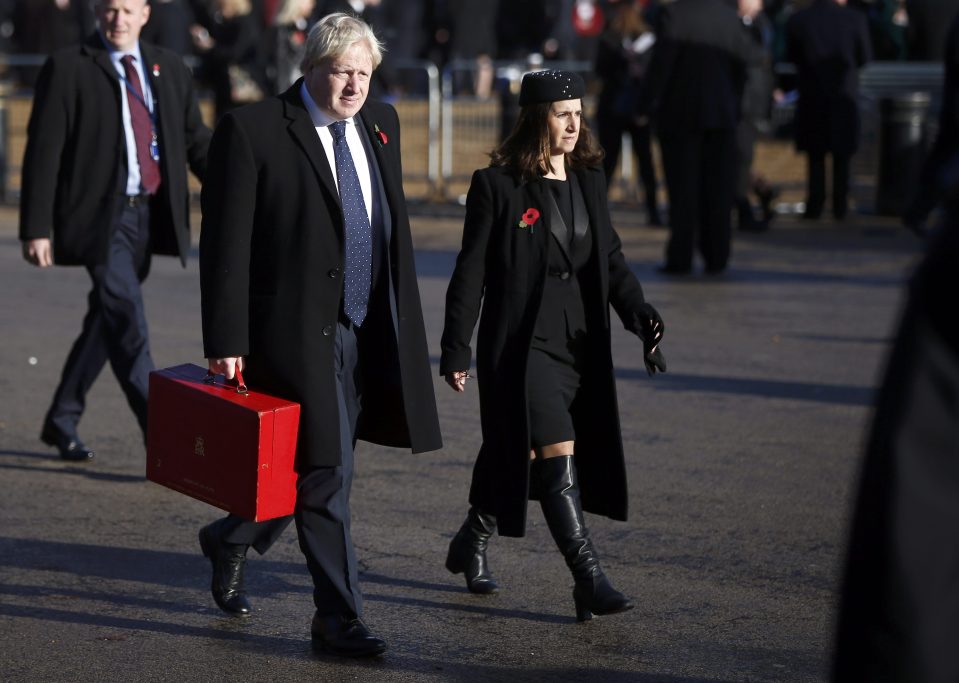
[373,123,388,147]
[518,207,541,232]
[152,63,160,77]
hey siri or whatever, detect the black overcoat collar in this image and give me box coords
[280,81,396,241]
[81,33,122,93]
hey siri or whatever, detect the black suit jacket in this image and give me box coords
[19,33,210,266]
[199,83,442,469]
[636,0,756,132]
[440,165,651,536]
[906,0,959,61]
[785,0,872,155]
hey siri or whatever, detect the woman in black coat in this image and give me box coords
[440,70,666,622]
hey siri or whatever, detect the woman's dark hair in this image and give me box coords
[489,101,604,181]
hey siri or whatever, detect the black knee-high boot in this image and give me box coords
[445,507,499,594]
[536,455,633,621]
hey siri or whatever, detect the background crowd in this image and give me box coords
[2,0,957,238]
[0,0,953,102]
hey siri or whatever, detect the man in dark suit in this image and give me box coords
[636,0,757,275]
[197,13,442,658]
[19,0,210,460]
[786,0,872,221]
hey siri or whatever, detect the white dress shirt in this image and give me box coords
[106,39,155,196]
[300,81,374,226]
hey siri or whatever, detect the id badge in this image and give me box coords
[150,132,161,162]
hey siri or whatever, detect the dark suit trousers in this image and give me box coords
[659,126,737,271]
[806,150,851,219]
[213,318,365,619]
[599,116,659,214]
[45,198,153,438]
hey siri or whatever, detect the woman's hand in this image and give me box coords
[445,371,471,393]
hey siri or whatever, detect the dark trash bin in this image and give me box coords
[876,92,931,216]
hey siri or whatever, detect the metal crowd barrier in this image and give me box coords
[0,55,947,206]
[0,54,440,203]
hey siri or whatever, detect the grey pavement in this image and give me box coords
[0,204,922,682]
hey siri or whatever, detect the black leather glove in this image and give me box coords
[633,303,666,376]
[644,345,667,375]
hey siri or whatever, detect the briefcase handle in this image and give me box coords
[203,368,249,395]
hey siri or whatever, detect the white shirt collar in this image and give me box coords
[300,80,356,130]
[100,34,145,69]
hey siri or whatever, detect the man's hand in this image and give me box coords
[445,370,470,393]
[208,357,244,380]
[22,238,53,267]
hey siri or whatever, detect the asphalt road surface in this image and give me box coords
[0,204,921,682]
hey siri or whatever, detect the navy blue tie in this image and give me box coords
[330,120,372,326]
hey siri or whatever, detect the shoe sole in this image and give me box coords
[446,547,499,594]
[41,426,94,460]
[311,638,388,658]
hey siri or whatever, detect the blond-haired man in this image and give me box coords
[197,13,441,657]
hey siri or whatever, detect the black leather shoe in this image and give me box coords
[41,424,94,461]
[311,614,388,658]
[199,524,252,617]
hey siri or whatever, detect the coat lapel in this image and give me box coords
[525,179,552,265]
[568,171,591,262]
[282,86,341,216]
[139,44,169,154]
[357,109,396,211]
[83,36,121,95]
[543,183,573,268]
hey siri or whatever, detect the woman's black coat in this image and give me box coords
[440,165,652,537]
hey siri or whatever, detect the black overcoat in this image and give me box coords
[200,83,442,469]
[440,165,651,537]
[19,34,210,266]
[785,0,872,156]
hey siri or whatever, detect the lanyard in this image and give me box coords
[119,69,161,162]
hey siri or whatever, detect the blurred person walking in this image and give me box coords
[734,0,778,232]
[595,0,662,225]
[141,0,195,54]
[264,0,315,93]
[18,0,210,460]
[786,0,872,221]
[190,0,266,119]
[636,0,758,274]
[440,70,666,621]
[13,0,96,84]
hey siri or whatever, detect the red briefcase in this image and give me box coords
[146,363,300,522]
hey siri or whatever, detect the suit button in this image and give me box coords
[328,268,340,278]
[559,272,570,280]
[322,325,334,336]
